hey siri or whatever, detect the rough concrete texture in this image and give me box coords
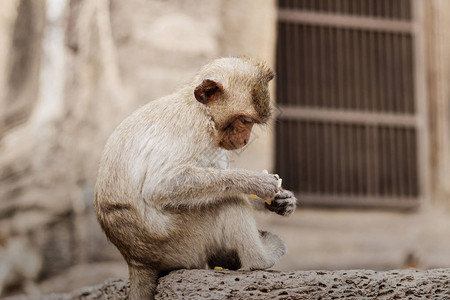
[6,268,450,300]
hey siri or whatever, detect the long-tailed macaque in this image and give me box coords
[94,57,297,299]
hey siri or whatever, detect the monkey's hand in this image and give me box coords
[243,172,279,200]
[264,189,297,216]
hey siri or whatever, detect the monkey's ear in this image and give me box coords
[194,79,224,104]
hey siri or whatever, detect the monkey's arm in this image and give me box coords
[144,166,279,208]
[249,197,266,211]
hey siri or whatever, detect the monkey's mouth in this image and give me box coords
[220,139,247,151]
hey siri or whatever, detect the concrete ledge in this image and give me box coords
[7,268,450,299]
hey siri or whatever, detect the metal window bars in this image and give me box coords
[275,0,428,209]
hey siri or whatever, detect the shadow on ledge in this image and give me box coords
[6,268,450,299]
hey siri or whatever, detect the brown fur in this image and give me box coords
[194,79,224,104]
[251,76,272,120]
[94,57,296,300]
[217,116,254,150]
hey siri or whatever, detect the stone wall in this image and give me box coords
[0,0,277,295]
[6,269,450,299]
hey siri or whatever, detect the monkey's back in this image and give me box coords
[94,93,237,266]
[95,94,212,201]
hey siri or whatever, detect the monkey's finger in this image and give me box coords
[276,204,295,216]
[264,202,277,212]
[274,190,295,200]
[265,201,295,216]
[265,201,285,211]
[266,196,296,212]
[276,197,297,206]
[266,200,284,208]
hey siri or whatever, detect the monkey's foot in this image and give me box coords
[265,190,296,216]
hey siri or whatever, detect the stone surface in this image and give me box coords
[6,268,450,299]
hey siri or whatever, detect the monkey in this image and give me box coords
[94,57,297,299]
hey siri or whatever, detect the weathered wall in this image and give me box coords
[425,0,450,208]
[0,0,277,295]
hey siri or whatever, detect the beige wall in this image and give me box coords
[424,0,450,208]
[0,0,19,127]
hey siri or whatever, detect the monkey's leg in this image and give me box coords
[217,205,287,271]
[208,231,286,271]
[238,229,287,270]
[207,248,242,270]
[128,265,159,300]
[256,230,287,266]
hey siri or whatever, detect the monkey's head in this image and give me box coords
[193,57,274,150]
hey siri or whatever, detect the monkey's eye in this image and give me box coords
[240,117,254,125]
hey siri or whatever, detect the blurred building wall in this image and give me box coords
[425,0,450,208]
[2,0,450,296]
[0,0,276,294]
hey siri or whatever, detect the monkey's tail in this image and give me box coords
[129,265,160,300]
